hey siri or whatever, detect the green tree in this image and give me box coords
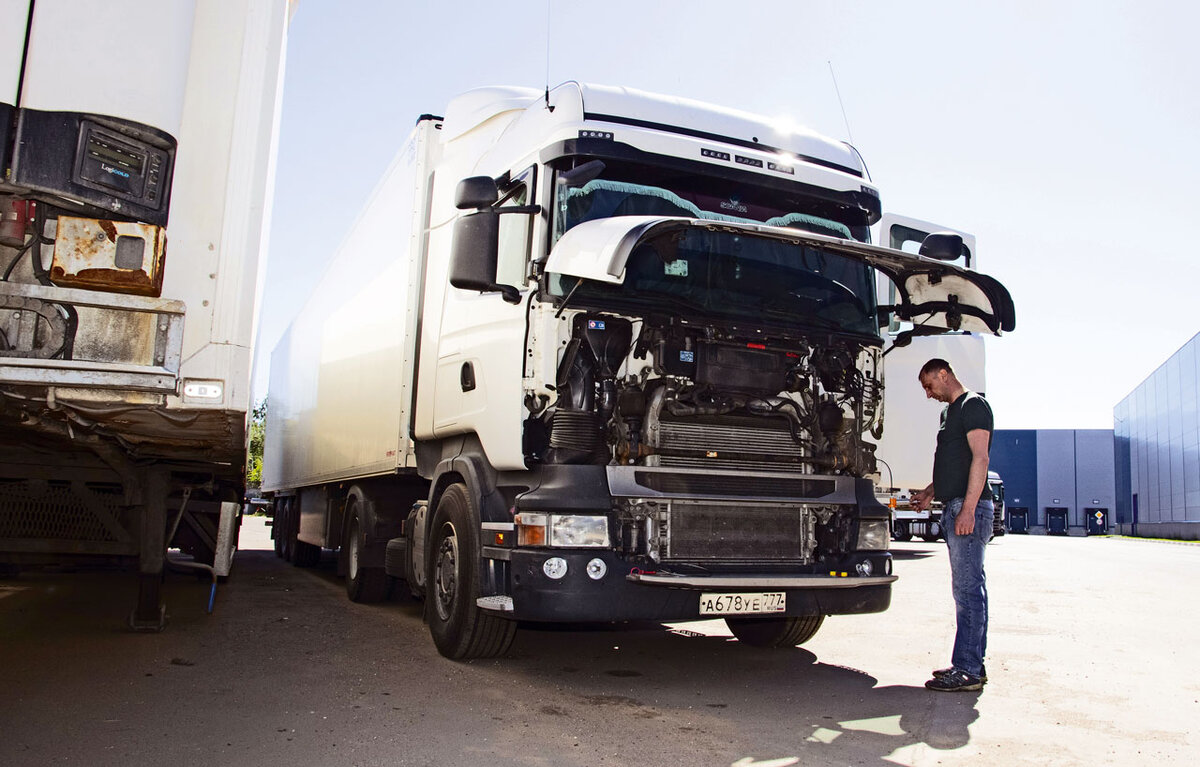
[246,398,267,488]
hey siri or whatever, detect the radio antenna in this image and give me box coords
[827,61,854,145]
[543,0,555,111]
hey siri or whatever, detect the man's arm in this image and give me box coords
[955,428,991,535]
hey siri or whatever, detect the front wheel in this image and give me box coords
[726,614,825,648]
[427,484,515,659]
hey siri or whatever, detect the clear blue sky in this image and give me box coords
[254,0,1200,429]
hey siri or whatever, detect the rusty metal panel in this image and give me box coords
[50,217,166,297]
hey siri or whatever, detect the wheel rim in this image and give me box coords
[347,520,360,580]
[434,523,458,622]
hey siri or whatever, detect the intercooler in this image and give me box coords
[652,415,806,473]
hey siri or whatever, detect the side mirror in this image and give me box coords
[449,209,521,303]
[918,232,967,262]
[455,176,499,210]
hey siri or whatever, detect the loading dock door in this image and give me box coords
[1046,507,1069,535]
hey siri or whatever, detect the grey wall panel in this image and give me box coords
[1074,430,1115,527]
[1115,331,1200,538]
[1036,430,1077,528]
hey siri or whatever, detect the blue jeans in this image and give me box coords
[943,497,993,677]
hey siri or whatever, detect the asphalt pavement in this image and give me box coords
[1,519,1197,766]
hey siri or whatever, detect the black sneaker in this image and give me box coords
[933,664,987,683]
[925,668,984,692]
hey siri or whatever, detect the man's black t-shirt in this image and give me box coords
[933,392,994,501]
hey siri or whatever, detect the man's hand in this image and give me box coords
[912,485,934,512]
[955,509,976,536]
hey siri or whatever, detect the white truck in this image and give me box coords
[262,83,1015,659]
[0,0,290,628]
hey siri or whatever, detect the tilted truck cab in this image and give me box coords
[262,82,1015,659]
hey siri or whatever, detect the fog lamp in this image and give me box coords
[586,558,607,580]
[543,557,568,579]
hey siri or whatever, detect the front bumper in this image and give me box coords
[498,549,894,622]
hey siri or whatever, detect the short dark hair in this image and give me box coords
[918,358,954,378]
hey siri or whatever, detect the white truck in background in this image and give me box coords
[262,83,1015,658]
[0,0,290,628]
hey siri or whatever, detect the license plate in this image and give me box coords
[698,592,786,615]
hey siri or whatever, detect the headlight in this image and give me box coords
[515,513,610,548]
[550,515,610,547]
[856,519,890,551]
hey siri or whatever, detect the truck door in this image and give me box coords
[873,214,987,492]
[430,169,537,469]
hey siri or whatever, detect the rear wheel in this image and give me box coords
[272,500,285,558]
[427,483,515,659]
[726,614,825,648]
[293,538,321,567]
[344,498,389,603]
[279,499,296,562]
[892,520,913,542]
[920,521,943,542]
[290,497,321,568]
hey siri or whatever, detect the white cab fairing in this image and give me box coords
[545,217,1015,336]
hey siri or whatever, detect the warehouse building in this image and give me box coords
[990,429,1116,535]
[1113,331,1200,540]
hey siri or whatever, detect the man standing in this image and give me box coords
[911,358,994,692]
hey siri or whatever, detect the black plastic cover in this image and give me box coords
[697,343,788,393]
[10,108,175,226]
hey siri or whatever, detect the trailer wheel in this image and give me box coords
[279,499,295,562]
[919,520,943,542]
[293,539,321,568]
[344,498,389,603]
[427,484,515,659]
[726,614,825,648]
[272,501,284,558]
[892,520,913,542]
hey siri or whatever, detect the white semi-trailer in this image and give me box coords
[0,0,290,628]
[870,222,989,542]
[262,83,1015,659]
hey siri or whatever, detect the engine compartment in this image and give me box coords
[527,312,884,479]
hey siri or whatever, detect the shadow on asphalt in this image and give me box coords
[272,545,979,763]
[889,545,941,561]
[502,622,980,764]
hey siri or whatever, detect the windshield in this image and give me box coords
[553,159,869,244]
[550,227,880,338]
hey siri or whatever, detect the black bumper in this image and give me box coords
[503,549,893,623]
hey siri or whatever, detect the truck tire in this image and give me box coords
[427,483,516,659]
[279,499,296,562]
[272,501,284,558]
[344,498,389,603]
[281,498,320,567]
[892,521,913,542]
[921,521,942,542]
[726,614,825,648]
[293,539,321,568]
